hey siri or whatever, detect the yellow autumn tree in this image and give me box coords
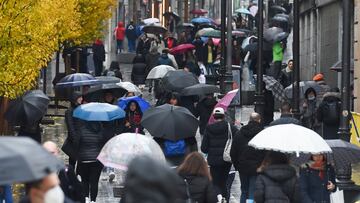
[0,0,80,98]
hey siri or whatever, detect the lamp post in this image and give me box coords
[254,0,265,117]
[225,0,233,93]
[220,0,227,94]
[292,0,300,117]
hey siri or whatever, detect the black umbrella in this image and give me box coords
[243,42,258,53]
[272,16,289,23]
[0,137,64,185]
[270,5,287,14]
[95,76,121,85]
[177,23,195,30]
[142,24,168,34]
[162,70,199,92]
[56,73,100,88]
[163,11,180,22]
[5,90,49,126]
[273,32,289,43]
[264,27,284,42]
[291,140,360,170]
[141,104,199,141]
[198,23,218,29]
[181,84,220,96]
[274,13,289,19]
[84,83,127,102]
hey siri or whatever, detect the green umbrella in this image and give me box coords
[197,28,221,38]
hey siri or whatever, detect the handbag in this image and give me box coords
[223,123,232,162]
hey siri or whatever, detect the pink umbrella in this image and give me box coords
[212,38,221,46]
[190,9,208,15]
[170,43,195,55]
[208,89,239,124]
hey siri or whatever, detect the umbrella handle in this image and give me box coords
[135,128,139,134]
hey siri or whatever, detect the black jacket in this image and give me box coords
[131,63,147,85]
[201,120,238,166]
[62,108,81,159]
[255,164,300,203]
[92,43,105,62]
[195,97,217,135]
[317,92,341,139]
[230,121,265,176]
[77,121,104,162]
[263,90,275,126]
[269,114,302,126]
[193,39,204,62]
[145,52,160,74]
[177,174,217,203]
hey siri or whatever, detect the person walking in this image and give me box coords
[270,101,301,126]
[145,46,160,75]
[131,54,147,86]
[279,59,293,88]
[114,22,125,54]
[103,61,123,80]
[195,94,217,136]
[125,21,137,53]
[177,152,218,203]
[76,120,104,203]
[230,113,265,203]
[124,101,144,134]
[272,41,284,79]
[263,84,275,126]
[137,34,151,56]
[193,35,204,63]
[202,38,217,75]
[201,107,238,201]
[313,73,331,102]
[92,39,105,76]
[299,154,336,203]
[301,88,319,130]
[254,151,300,203]
[158,49,174,67]
[317,88,341,139]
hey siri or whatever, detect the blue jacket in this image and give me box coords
[0,185,13,203]
[126,24,138,41]
[299,164,336,203]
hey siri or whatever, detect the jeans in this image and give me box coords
[206,63,215,75]
[128,40,136,53]
[77,161,103,201]
[210,163,232,201]
[116,40,123,53]
[239,174,257,203]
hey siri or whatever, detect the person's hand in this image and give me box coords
[256,166,263,173]
[125,122,130,127]
[302,102,308,108]
[327,181,336,191]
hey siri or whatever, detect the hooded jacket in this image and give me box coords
[201,120,238,166]
[195,97,217,134]
[115,22,125,40]
[77,121,104,162]
[158,53,174,67]
[230,121,265,175]
[255,164,300,203]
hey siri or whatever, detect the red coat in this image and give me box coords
[115,22,125,40]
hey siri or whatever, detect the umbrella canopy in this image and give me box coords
[118,96,151,113]
[95,76,121,84]
[142,24,167,34]
[141,104,199,141]
[163,11,180,22]
[249,124,332,156]
[208,89,238,124]
[190,9,208,15]
[97,133,165,170]
[264,27,284,42]
[56,73,100,88]
[143,18,160,25]
[146,65,176,79]
[199,28,221,38]
[254,75,286,102]
[232,30,246,37]
[270,5,287,14]
[73,102,125,121]
[291,140,360,170]
[285,81,322,99]
[235,8,252,15]
[272,32,289,43]
[191,17,213,24]
[177,23,195,30]
[241,35,257,49]
[170,44,195,55]
[5,90,49,126]
[162,70,200,92]
[84,83,127,102]
[198,23,218,29]
[272,16,289,23]
[0,137,64,185]
[117,82,142,95]
[181,84,220,96]
[249,5,258,17]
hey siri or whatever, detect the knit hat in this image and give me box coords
[313,73,324,81]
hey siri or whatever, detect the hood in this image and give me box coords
[122,156,181,203]
[323,92,341,100]
[206,120,228,135]
[263,164,296,182]
[118,22,124,27]
[240,121,263,139]
[94,39,103,45]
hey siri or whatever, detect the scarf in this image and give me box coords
[309,160,326,180]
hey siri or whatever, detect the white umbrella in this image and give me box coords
[241,35,257,49]
[97,133,165,170]
[143,18,160,25]
[249,124,332,156]
[249,5,258,17]
[146,65,176,79]
[117,81,142,95]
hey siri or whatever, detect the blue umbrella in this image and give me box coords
[235,8,252,15]
[191,17,213,24]
[56,73,101,88]
[118,96,151,113]
[73,102,125,121]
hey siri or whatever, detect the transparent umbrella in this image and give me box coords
[97,133,165,170]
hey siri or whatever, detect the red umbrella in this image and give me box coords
[190,9,208,15]
[170,44,195,55]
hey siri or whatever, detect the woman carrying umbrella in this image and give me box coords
[301,88,319,130]
[124,101,144,134]
[299,154,336,203]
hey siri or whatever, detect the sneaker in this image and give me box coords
[109,172,115,182]
[85,197,90,203]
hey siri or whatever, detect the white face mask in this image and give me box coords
[44,185,65,203]
[308,96,316,100]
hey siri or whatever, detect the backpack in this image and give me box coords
[164,139,186,157]
[321,101,340,125]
